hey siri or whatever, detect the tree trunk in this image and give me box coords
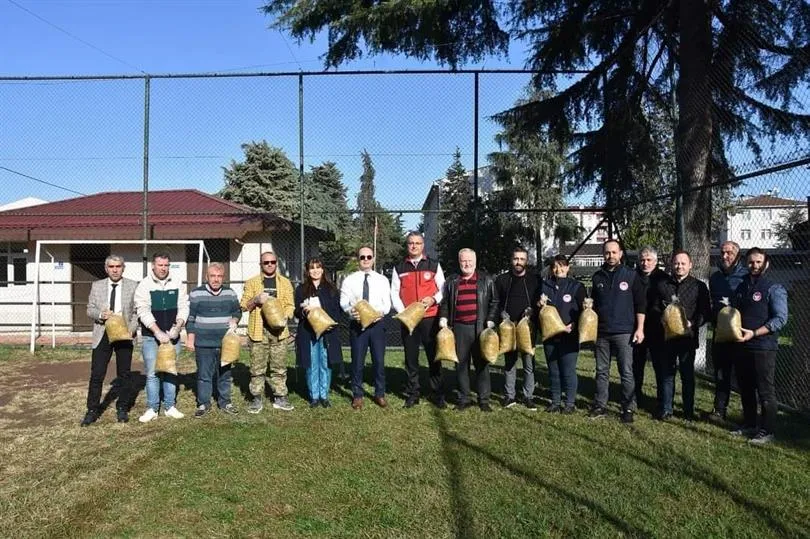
[676,0,713,279]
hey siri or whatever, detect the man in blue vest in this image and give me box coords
[589,240,646,423]
[732,247,788,445]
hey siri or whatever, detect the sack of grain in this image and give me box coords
[578,297,598,345]
[662,295,689,341]
[261,297,287,329]
[479,327,500,363]
[220,331,241,366]
[354,299,382,329]
[516,316,534,354]
[498,315,516,354]
[307,307,338,339]
[435,327,459,363]
[538,294,567,342]
[715,297,744,343]
[105,314,132,343]
[155,342,177,374]
[394,302,426,335]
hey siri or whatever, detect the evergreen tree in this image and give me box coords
[308,161,356,270]
[436,149,475,274]
[220,141,298,218]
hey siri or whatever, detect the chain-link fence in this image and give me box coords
[0,71,807,411]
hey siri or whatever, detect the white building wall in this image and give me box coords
[724,205,808,249]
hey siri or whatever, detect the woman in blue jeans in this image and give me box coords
[540,255,586,413]
[294,258,344,408]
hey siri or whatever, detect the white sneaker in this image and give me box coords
[163,406,185,419]
[138,408,158,423]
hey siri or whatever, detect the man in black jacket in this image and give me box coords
[439,248,500,412]
[632,246,668,408]
[494,246,539,410]
[649,250,711,420]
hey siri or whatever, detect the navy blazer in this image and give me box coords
[294,283,344,369]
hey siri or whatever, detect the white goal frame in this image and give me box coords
[29,239,207,353]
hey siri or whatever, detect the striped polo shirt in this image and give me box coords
[455,272,478,324]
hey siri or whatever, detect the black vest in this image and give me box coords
[542,277,583,326]
[592,265,637,334]
[734,275,778,351]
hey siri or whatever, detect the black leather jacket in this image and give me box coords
[438,270,500,334]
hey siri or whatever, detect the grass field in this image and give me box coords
[0,345,808,538]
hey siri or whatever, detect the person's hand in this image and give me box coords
[185,335,195,351]
[564,323,573,333]
[632,328,645,344]
[486,321,495,329]
[523,308,533,319]
[168,326,180,341]
[740,328,755,342]
[300,302,312,315]
[439,317,448,329]
[254,292,269,305]
[421,296,436,308]
[350,308,360,321]
[155,330,171,344]
[228,320,238,333]
[100,309,112,321]
[686,320,692,328]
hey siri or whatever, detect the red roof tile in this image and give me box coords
[738,195,805,208]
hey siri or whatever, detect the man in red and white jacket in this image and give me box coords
[391,232,446,408]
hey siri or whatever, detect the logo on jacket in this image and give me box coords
[619,281,629,291]
[562,294,572,303]
[752,291,762,302]
[423,272,433,280]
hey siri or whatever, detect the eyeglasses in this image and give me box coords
[358,255,373,261]
[262,260,277,266]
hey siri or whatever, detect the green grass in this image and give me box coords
[0,348,808,538]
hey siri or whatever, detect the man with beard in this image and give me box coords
[705,241,748,422]
[494,246,539,410]
[632,246,668,407]
[732,248,788,445]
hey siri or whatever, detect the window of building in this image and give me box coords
[0,243,29,287]
[744,210,752,221]
[0,256,7,288]
[12,258,27,285]
[741,229,751,240]
[761,229,772,240]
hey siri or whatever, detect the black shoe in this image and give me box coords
[656,411,672,422]
[525,399,538,411]
[502,397,517,409]
[403,396,420,409]
[455,402,469,411]
[80,409,99,427]
[683,412,695,422]
[309,399,320,408]
[321,399,332,408]
[116,409,129,423]
[545,404,561,414]
[480,403,493,412]
[621,410,635,424]
[433,397,447,410]
[588,407,607,420]
[562,405,576,415]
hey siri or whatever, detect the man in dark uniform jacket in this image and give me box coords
[632,246,668,407]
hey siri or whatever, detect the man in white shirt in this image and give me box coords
[340,246,392,410]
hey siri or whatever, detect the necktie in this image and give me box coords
[362,273,370,301]
[109,283,118,311]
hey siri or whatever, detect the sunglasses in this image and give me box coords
[359,255,373,261]
[262,260,277,266]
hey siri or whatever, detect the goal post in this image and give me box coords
[29,239,207,353]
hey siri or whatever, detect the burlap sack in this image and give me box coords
[538,294,566,342]
[155,342,177,374]
[715,298,743,343]
[498,318,516,354]
[394,302,426,335]
[579,297,598,345]
[479,327,500,363]
[662,295,689,341]
[105,314,132,343]
[516,316,534,354]
[220,331,241,366]
[435,327,459,363]
[261,297,287,329]
[354,299,382,329]
[307,307,338,339]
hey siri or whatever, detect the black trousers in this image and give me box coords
[402,316,444,399]
[454,322,490,405]
[632,340,654,401]
[736,347,777,434]
[711,342,735,416]
[86,333,133,412]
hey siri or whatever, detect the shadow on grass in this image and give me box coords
[430,407,648,537]
[129,370,197,409]
[518,413,803,537]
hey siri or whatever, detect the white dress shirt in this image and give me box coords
[107,278,123,314]
[340,270,392,315]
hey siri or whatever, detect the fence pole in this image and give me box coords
[299,73,305,283]
[473,72,480,253]
[142,75,151,277]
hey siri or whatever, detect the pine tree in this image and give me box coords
[436,149,475,274]
[220,141,298,218]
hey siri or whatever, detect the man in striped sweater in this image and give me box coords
[438,248,499,411]
[186,263,243,417]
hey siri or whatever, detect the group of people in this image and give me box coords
[80,234,788,445]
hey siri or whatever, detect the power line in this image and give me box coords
[4,0,146,74]
[0,166,86,196]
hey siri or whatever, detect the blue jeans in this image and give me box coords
[141,336,181,412]
[654,344,696,416]
[350,321,386,398]
[503,350,536,401]
[306,338,331,401]
[594,333,636,411]
[543,338,579,407]
[195,346,233,408]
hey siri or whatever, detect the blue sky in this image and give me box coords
[0,0,551,230]
[1,0,805,229]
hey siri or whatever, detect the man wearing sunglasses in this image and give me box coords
[241,251,295,413]
[391,231,447,409]
[340,246,392,409]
